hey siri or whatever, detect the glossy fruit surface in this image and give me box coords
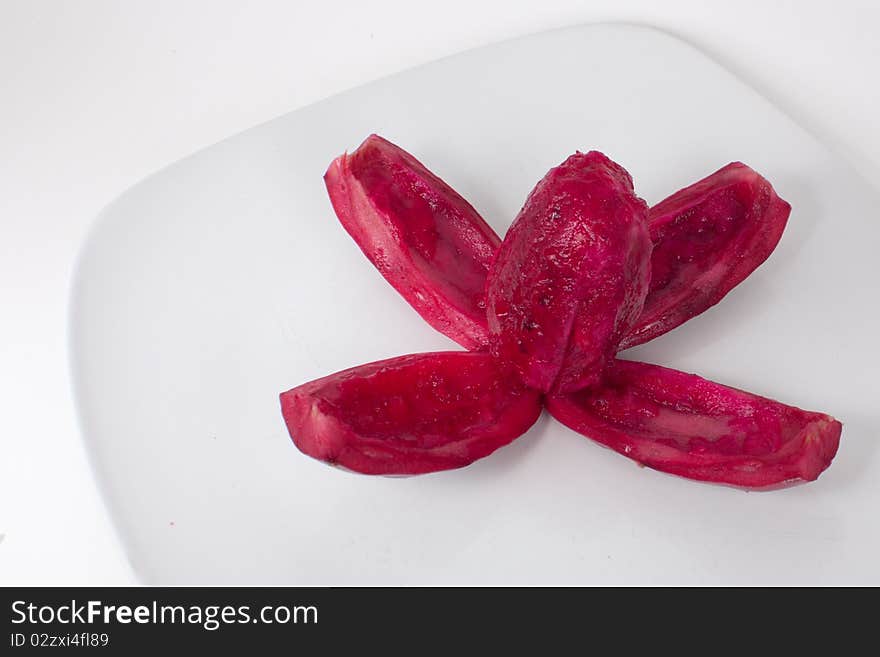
[280,351,543,475]
[547,359,841,488]
[324,134,500,350]
[486,151,651,393]
[621,163,791,349]
[282,137,841,485]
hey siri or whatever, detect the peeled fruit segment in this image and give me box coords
[324,134,500,350]
[486,151,652,394]
[621,163,791,349]
[546,360,841,488]
[280,352,543,475]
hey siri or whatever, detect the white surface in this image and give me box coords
[2,1,879,585]
[70,24,880,585]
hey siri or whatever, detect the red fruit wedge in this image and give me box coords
[280,352,543,475]
[324,134,501,350]
[546,359,841,488]
[486,151,652,393]
[621,163,791,349]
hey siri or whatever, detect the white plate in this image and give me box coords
[71,24,880,585]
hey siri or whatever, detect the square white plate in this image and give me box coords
[71,24,880,584]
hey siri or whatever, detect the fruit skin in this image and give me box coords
[621,162,791,350]
[485,151,652,394]
[324,134,500,350]
[293,139,841,485]
[280,352,543,475]
[546,359,841,489]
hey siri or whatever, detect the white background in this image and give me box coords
[2,0,878,585]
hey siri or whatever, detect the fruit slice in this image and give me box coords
[546,359,841,488]
[620,163,791,349]
[280,352,543,475]
[486,151,652,393]
[324,134,500,350]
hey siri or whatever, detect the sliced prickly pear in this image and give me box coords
[324,134,500,350]
[620,163,791,349]
[546,359,841,488]
[280,352,543,475]
[486,151,652,394]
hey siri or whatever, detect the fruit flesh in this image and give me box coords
[280,352,543,475]
[546,359,841,488]
[284,139,841,484]
[324,134,500,350]
[485,151,652,393]
[620,163,791,349]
